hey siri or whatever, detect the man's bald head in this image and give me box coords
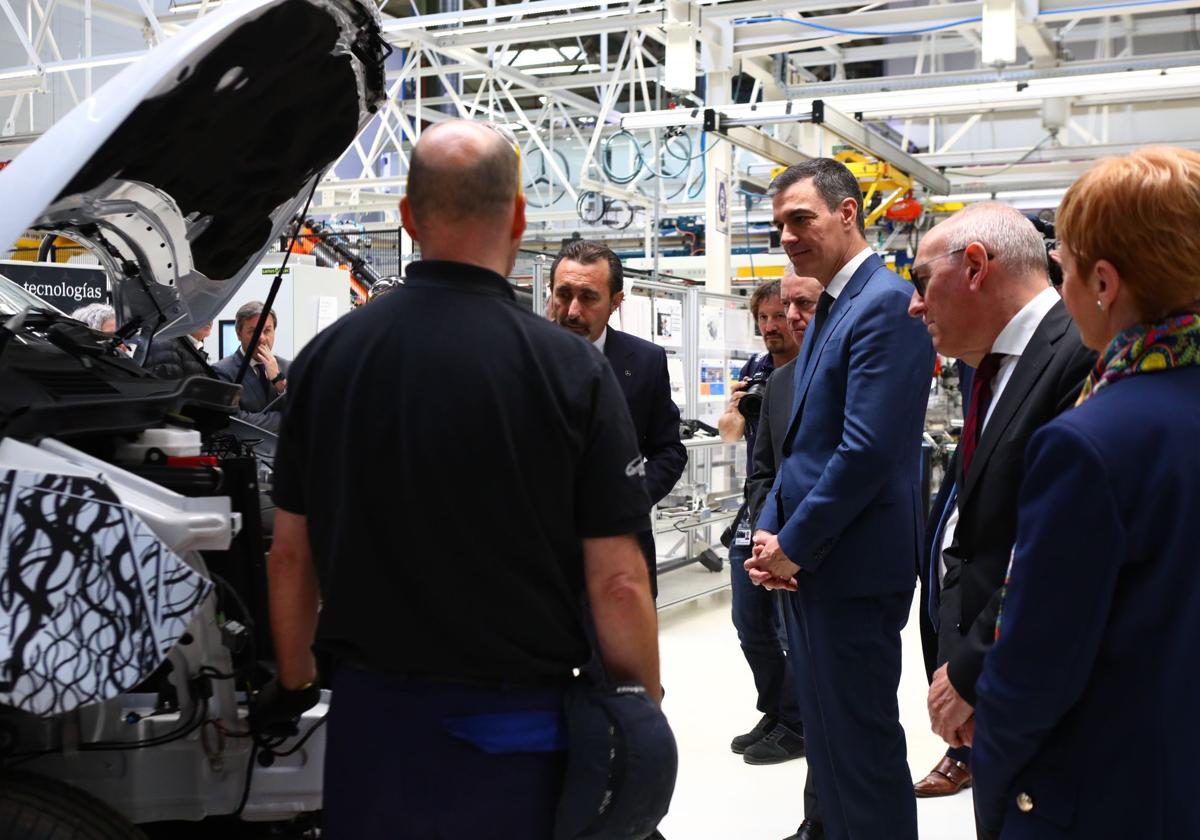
[406,120,520,227]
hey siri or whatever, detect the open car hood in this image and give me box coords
[0,0,388,342]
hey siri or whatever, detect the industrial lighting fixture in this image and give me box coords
[822,65,1200,117]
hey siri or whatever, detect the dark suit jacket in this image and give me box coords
[758,254,934,598]
[602,328,686,507]
[937,301,1095,704]
[973,366,1200,837]
[213,347,291,432]
[745,358,796,530]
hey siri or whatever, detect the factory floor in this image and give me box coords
[656,562,976,840]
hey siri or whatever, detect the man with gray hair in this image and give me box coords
[908,203,1094,829]
[70,302,116,333]
[213,300,290,421]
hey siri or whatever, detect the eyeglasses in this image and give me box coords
[910,247,995,297]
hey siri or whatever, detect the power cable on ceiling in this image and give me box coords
[942,132,1057,177]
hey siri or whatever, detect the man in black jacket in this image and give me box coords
[907,203,1095,826]
[144,321,214,380]
[548,240,687,596]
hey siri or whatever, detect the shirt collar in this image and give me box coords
[237,347,262,371]
[992,287,1061,357]
[403,259,516,300]
[825,246,874,300]
[592,326,608,353]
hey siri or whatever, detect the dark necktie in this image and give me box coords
[960,352,1005,477]
[258,365,273,404]
[808,291,835,348]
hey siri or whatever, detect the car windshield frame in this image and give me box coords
[0,272,64,317]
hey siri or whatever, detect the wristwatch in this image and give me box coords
[271,371,286,384]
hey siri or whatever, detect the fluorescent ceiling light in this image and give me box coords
[824,65,1200,117]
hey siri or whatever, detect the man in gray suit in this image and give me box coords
[213,300,290,430]
[746,268,829,840]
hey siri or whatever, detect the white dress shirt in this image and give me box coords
[592,326,609,354]
[938,287,1061,584]
[825,246,874,300]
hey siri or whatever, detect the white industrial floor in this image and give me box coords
[654,563,977,840]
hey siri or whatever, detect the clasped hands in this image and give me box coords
[928,663,974,747]
[743,530,800,591]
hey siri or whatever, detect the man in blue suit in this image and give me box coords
[549,240,687,597]
[746,159,935,840]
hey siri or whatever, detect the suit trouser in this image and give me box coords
[784,588,918,840]
[729,532,803,729]
[322,668,567,839]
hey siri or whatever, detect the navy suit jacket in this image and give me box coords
[757,253,935,599]
[602,328,686,507]
[973,366,1200,838]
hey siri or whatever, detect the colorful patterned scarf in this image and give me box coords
[1075,310,1200,405]
[996,310,1200,641]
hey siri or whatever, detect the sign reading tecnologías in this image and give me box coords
[0,260,109,314]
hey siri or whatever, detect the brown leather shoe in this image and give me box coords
[913,755,972,797]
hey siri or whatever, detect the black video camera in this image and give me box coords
[737,369,772,423]
[1029,215,1062,289]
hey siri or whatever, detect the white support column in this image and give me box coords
[982,0,1019,66]
[700,22,729,295]
[983,0,1055,67]
[663,0,697,95]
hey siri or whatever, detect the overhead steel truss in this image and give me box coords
[1,0,1199,228]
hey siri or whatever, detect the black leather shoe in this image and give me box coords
[743,722,805,765]
[730,714,776,754]
[783,819,824,840]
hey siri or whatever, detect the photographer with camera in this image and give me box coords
[719,273,809,766]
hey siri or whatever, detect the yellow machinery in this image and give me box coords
[9,234,89,262]
[769,151,927,227]
[834,150,915,227]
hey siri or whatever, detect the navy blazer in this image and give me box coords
[757,253,935,599]
[973,366,1200,838]
[212,350,289,422]
[602,328,686,507]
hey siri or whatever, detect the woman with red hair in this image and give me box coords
[972,147,1200,839]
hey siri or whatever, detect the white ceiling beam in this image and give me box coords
[383,0,655,31]
[0,0,46,73]
[430,39,606,116]
[417,11,661,49]
[57,0,142,28]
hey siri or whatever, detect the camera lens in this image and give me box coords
[738,384,766,422]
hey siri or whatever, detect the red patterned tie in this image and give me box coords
[960,353,1004,477]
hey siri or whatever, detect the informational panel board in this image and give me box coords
[0,260,108,315]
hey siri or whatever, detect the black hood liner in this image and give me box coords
[57,0,377,280]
